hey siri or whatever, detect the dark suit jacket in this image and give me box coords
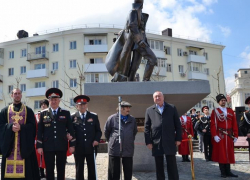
[144,102,182,156]
[37,107,76,151]
[71,111,102,155]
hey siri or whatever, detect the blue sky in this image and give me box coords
[0,0,248,93]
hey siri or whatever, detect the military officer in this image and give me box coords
[190,108,198,140]
[37,88,76,180]
[239,96,250,160]
[71,95,102,180]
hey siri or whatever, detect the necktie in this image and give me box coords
[53,110,57,119]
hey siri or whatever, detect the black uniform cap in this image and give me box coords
[45,88,63,99]
[216,94,227,103]
[74,95,90,104]
[201,106,209,112]
[245,96,250,104]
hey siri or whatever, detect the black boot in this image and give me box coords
[226,164,238,177]
[182,155,186,162]
[40,168,45,178]
[185,155,191,162]
[219,163,227,178]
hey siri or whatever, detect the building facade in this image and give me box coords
[230,68,250,111]
[0,27,226,113]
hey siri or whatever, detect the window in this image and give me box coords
[204,68,209,75]
[195,102,201,108]
[70,79,77,87]
[190,62,202,72]
[20,84,26,92]
[244,71,248,74]
[70,98,75,106]
[157,59,166,68]
[52,62,58,70]
[85,73,108,83]
[21,49,27,57]
[164,47,171,55]
[166,64,172,72]
[70,60,77,68]
[90,58,103,64]
[35,82,45,88]
[204,52,208,60]
[35,64,46,70]
[70,41,77,49]
[189,50,197,55]
[20,66,26,74]
[89,39,101,45]
[208,101,213,108]
[8,85,13,93]
[177,48,183,56]
[35,46,46,57]
[8,68,14,76]
[178,65,184,73]
[53,43,59,52]
[148,40,163,50]
[34,100,40,109]
[9,51,14,59]
[245,93,250,100]
[52,80,59,88]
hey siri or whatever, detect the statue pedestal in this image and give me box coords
[133,127,155,172]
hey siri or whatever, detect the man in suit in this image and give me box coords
[71,95,102,180]
[37,88,76,180]
[145,91,182,180]
[190,108,198,140]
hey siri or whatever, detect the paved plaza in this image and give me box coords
[1,152,249,180]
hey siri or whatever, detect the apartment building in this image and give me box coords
[0,27,226,113]
[230,68,250,110]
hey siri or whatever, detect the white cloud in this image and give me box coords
[202,0,218,6]
[0,0,214,43]
[218,25,231,37]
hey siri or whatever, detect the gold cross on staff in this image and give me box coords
[11,113,23,123]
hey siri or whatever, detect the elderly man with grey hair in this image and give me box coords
[104,101,137,180]
[145,91,182,180]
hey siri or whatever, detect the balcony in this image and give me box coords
[26,87,47,97]
[84,45,108,53]
[152,66,166,76]
[152,50,166,58]
[188,71,208,80]
[187,54,206,64]
[26,69,49,79]
[27,52,49,61]
[0,48,4,66]
[84,63,108,73]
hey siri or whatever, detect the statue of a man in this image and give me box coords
[105,0,157,82]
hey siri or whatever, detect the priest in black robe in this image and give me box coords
[0,88,40,180]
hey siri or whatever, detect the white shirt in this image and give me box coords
[182,115,187,123]
[79,111,87,119]
[156,103,165,114]
[50,107,59,115]
[219,106,227,117]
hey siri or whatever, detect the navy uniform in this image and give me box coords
[71,95,102,180]
[37,88,76,180]
[195,106,212,161]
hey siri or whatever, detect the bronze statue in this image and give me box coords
[105,0,157,82]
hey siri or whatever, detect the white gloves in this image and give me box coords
[214,135,221,143]
[233,138,238,143]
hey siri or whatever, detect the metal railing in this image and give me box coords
[27,51,49,61]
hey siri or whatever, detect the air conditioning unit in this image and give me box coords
[180,73,186,77]
[202,100,207,104]
[51,70,56,75]
[183,52,188,56]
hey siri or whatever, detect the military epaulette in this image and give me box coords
[41,108,49,112]
[90,111,97,115]
[71,112,76,116]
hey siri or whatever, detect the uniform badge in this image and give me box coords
[87,118,93,122]
[59,116,66,118]
[45,124,51,127]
